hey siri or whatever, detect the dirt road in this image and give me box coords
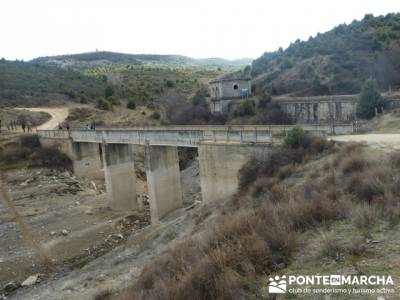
[16,108,69,130]
[331,134,400,151]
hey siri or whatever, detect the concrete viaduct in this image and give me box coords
[38,124,352,224]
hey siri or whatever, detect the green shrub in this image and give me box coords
[97,98,112,111]
[234,99,256,117]
[105,85,115,98]
[165,79,175,88]
[357,79,385,119]
[284,127,307,149]
[127,99,136,110]
[108,96,120,105]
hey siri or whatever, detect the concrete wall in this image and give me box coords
[39,137,75,158]
[198,143,271,203]
[279,100,357,123]
[145,145,182,224]
[102,143,137,211]
[72,142,104,180]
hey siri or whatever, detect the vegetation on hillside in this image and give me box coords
[252,13,400,96]
[31,51,252,70]
[0,60,106,105]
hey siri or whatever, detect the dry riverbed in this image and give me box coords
[0,155,201,299]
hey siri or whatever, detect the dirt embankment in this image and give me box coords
[0,109,51,129]
[16,108,69,130]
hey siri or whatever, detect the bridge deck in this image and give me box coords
[37,124,351,147]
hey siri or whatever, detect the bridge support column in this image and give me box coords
[198,143,270,203]
[102,143,137,211]
[145,145,182,224]
[72,142,104,180]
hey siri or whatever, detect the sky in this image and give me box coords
[1,0,400,61]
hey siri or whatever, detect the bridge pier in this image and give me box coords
[198,143,270,203]
[145,145,182,224]
[102,143,138,211]
[72,142,104,180]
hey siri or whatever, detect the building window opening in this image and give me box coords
[233,84,238,90]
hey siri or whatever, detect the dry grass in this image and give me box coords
[341,155,369,175]
[320,233,344,260]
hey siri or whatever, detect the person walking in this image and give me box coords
[21,123,26,133]
[27,122,32,133]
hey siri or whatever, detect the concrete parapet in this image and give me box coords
[198,142,271,203]
[145,145,182,224]
[102,143,137,211]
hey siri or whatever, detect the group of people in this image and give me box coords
[4,120,33,133]
[86,122,96,130]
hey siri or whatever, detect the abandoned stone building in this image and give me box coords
[210,74,252,114]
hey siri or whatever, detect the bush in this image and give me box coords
[127,99,136,110]
[192,87,209,106]
[257,94,271,108]
[165,79,175,88]
[340,155,368,174]
[234,100,256,117]
[320,233,343,260]
[105,85,115,98]
[357,79,385,119]
[97,98,112,111]
[151,111,161,120]
[284,127,308,149]
[168,104,226,125]
[108,96,120,106]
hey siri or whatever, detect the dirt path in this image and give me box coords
[331,134,400,151]
[16,108,69,130]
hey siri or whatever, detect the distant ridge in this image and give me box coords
[31,51,252,69]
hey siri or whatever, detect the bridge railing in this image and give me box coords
[37,124,353,146]
[37,126,274,146]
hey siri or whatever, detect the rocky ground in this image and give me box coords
[0,152,201,300]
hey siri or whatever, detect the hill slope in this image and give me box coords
[252,13,400,97]
[0,60,106,105]
[31,51,252,70]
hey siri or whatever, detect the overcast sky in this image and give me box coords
[1,0,400,61]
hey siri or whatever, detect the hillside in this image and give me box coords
[252,13,400,97]
[31,51,252,70]
[0,57,224,110]
[0,60,106,105]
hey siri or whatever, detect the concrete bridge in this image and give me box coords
[37,124,352,224]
